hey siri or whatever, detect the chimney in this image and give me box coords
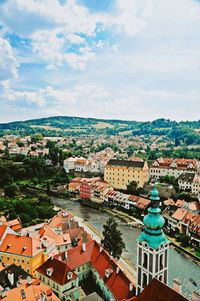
[99,245,103,253]
[64,251,68,261]
[192,291,200,301]
[26,276,32,285]
[116,266,120,274]
[42,237,48,248]
[7,272,14,286]
[129,283,134,292]
[173,279,182,294]
[105,268,113,278]
[82,242,86,252]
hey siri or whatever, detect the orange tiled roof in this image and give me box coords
[188,201,200,212]
[164,199,176,206]
[172,209,187,221]
[0,279,60,301]
[0,226,8,240]
[4,218,22,231]
[0,234,42,257]
[47,211,74,229]
[175,200,186,208]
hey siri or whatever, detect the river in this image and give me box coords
[52,197,200,300]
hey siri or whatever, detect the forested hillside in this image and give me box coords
[0,116,200,146]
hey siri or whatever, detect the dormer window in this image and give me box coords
[105,268,113,278]
[46,267,54,277]
[67,272,73,280]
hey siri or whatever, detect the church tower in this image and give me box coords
[136,184,170,295]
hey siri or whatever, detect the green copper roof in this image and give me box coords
[150,184,160,201]
[138,183,169,249]
[143,208,165,229]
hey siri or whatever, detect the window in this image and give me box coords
[160,254,164,269]
[143,273,147,287]
[143,253,148,269]
[7,257,10,261]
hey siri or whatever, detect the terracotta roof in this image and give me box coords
[4,218,22,231]
[153,158,197,170]
[125,278,189,301]
[47,210,74,229]
[164,199,175,206]
[128,196,150,210]
[0,234,42,257]
[36,257,77,286]
[189,215,200,236]
[135,197,151,210]
[39,225,71,246]
[0,279,60,301]
[188,201,200,212]
[172,209,187,221]
[0,226,8,240]
[175,200,186,208]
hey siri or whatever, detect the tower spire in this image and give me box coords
[138,183,169,249]
[136,183,170,295]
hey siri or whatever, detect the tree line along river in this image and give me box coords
[51,197,200,300]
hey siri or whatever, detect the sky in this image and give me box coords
[0,0,200,123]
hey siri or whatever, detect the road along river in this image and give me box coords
[51,197,200,300]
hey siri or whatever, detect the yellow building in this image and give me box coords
[0,234,51,275]
[104,159,149,190]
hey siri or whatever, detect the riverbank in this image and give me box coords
[167,236,200,265]
[23,186,200,265]
[73,215,137,285]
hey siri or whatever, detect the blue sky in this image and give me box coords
[0,0,200,122]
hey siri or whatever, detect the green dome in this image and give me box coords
[138,229,169,249]
[150,185,160,201]
[143,208,165,229]
[137,183,169,249]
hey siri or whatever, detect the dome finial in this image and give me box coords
[150,179,160,202]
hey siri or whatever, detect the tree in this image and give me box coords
[101,217,125,259]
[4,183,19,198]
[126,181,138,195]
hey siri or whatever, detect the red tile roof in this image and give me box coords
[55,240,135,301]
[36,257,77,286]
[124,278,189,301]
[172,209,187,221]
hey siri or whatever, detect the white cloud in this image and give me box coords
[65,47,95,69]
[31,29,65,69]
[0,0,151,70]
[0,36,19,82]
[0,83,108,108]
[66,33,85,44]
